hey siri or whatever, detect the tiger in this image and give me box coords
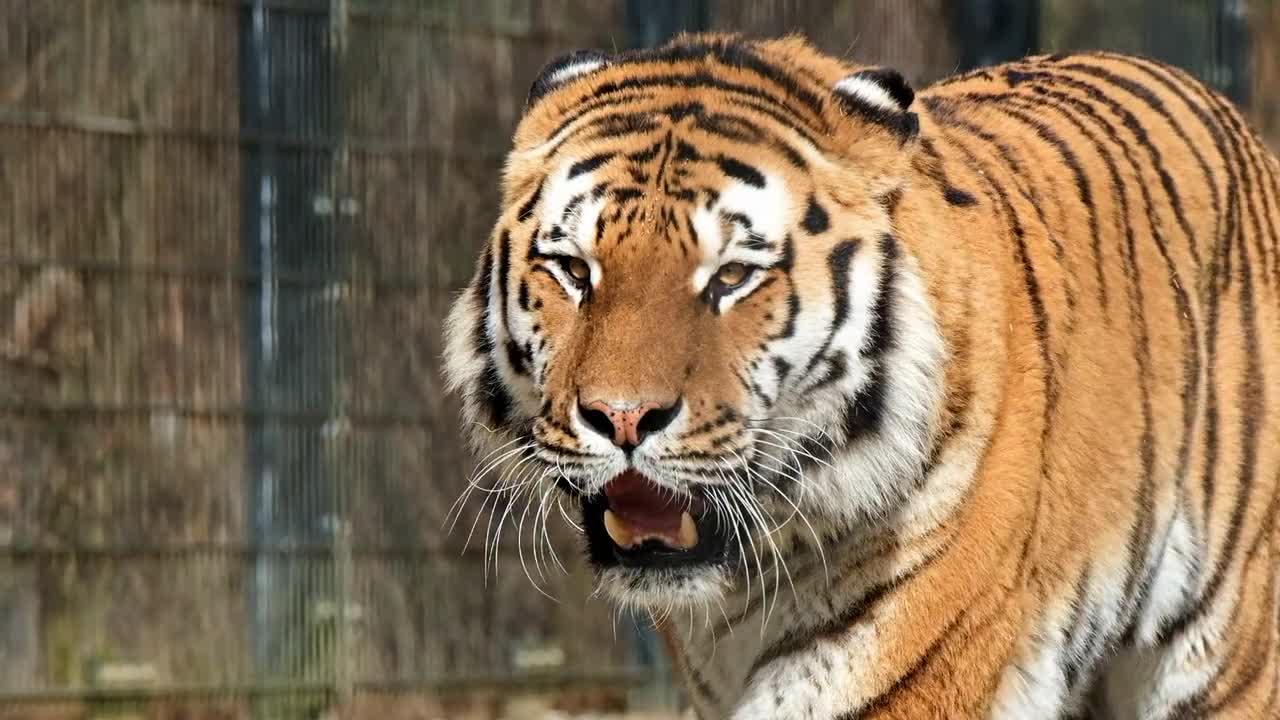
[442,32,1280,719]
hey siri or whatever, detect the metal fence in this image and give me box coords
[0,1,1275,719]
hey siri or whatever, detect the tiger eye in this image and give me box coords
[713,262,751,289]
[566,257,591,283]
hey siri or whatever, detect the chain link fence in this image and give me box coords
[0,1,1274,719]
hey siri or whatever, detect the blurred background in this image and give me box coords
[0,1,1275,719]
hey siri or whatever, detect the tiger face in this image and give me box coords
[443,35,946,609]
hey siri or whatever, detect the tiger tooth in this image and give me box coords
[603,510,636,548]
[678,511,699,549]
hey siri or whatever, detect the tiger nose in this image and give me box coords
[578,398,682,451]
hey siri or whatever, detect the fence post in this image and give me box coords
[950,0,1041,71]
[1217,0,1250,105]
[239,1,345,715]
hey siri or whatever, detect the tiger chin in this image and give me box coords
[444,32,1280,720]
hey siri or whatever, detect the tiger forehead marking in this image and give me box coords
[444,32,1280,720]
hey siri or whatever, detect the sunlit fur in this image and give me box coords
[444,33,1280,719]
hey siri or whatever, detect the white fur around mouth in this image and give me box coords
[603,509,699,550]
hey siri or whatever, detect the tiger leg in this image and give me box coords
[1098,520,1279,719]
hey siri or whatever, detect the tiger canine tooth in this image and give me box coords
[603,510,637,548]
[677,511,699,549]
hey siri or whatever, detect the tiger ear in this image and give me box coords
[832,68,919,143]
[527,50,611,107]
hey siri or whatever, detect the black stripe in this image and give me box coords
[770,356,791,385]
[773,140,808,170]
[863,234,898,358]
[652,132,674,186]
[544,90,657,140]
[680,656,720,710]
[516,181,543,222]
[800,239,860,376]
[841,367,887,441]
[611,187,643,203]
[547,92,819,171]
[802,196,830,235]
[943,187,977,207]
[985,90,1166,590]
[826,239,861,327]
[674,140,701,161]
[516,279,530,312]
[879,187,904,216]
[568,152,614,178]
[504,339,530,376]
[478,359,512,427]
[496,231,515,341]
[769,286,799,342]
[742,232,771,251]
[594,211,607,247]
[561,193,585,223]
[694,112,764,142]
[804,351,847,394]
[844,597,1006,719]
[776,233,795,272]
[930,115,1060,561]
[716,155,765,187]
[917,137,979,209]
[473,248,495,355]
[935,287,976,451]
[587,112,662,141]
[625,139,664,163]
[1059,563,1094,689]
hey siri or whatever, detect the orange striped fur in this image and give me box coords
[444,34,1280,718]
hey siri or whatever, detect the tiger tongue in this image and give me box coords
[603,470,698,550]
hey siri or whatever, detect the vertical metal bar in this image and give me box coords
[240,0,343,715]
[239,1,277,698]
[950,0,1041,72]
[625,0,709,49]
[1219,0,1250,105]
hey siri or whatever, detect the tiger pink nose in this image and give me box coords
[578,399,682,450]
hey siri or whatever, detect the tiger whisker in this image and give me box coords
[726,454,796,634]
[445,441,535,533]
[514,469,560,602]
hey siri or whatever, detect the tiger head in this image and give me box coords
[444,34,947,609]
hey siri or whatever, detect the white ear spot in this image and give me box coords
[832,68,918,141]
[527,50,611,106]
[547,59,605,87]
[833,75,901,113]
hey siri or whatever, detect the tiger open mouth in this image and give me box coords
[582,469,729,569]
